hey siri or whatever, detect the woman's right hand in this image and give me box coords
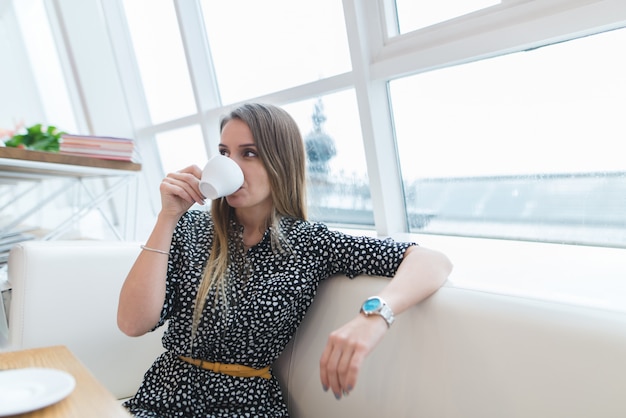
[118,164,205,337]
[159,165,206,218]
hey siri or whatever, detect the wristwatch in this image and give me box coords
[360,296,394,328]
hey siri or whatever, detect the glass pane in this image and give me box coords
[200,0,351,104]
[390,28,626,247]
[123,0,196,124]
[282,91,373,227]
[11,0,77,133]
[395,0,500,34]
[155,125,208,176]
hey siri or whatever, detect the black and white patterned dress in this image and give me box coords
[124,210,413,417]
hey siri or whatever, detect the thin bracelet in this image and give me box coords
[140,244,170,256]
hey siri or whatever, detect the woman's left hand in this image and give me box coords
[318,245,452,400]
[319,313,388,399]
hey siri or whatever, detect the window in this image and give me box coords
[11,0,77,133]
[200,0,352,105]
[282,90,373,227]
[123,0,197,124]
[155,125,207,176]
[390,27,626,247]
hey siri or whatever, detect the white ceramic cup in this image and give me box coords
[199,155,244,199]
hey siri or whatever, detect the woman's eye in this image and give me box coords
[219,149,229,156]
[243,150,258,157]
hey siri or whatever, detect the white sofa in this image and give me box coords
[4,240,626,417]
[3,241,165,399]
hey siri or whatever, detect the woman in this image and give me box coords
[118,103,452,417]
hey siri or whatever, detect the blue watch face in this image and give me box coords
[363,298,382,312]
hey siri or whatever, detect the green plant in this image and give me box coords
[4,123,65,152]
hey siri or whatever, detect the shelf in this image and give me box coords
[0,148,142,246]
[0,147,141,179]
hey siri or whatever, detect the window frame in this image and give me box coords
[42,0,626,241]
[7,0,625,310]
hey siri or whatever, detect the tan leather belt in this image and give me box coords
[179,356,271,379]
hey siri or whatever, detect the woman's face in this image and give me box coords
[219,119,272,214]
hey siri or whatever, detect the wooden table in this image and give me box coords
[0,345,130,417]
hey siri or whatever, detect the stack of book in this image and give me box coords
[59,134,139,162]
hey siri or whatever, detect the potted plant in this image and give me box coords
[3,123,65,152]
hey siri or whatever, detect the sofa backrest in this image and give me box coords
[275,274,626,418]
[6,240,164,399]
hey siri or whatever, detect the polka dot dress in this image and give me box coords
[124,210,413,417]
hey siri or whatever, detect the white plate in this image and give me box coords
[0,367,76,416]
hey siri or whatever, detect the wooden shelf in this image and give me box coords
[0,147,141,177]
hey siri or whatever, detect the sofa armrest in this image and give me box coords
[6,240,165,399]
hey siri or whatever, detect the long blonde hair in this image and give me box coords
[191,103,307,343]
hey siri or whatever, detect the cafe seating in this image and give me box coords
[5,240,626,416]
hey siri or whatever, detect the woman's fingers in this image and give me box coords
[319,340,344,399]
[161,166,205,205]
[175,164,203,179]
[320,338,361,399]
[320,315,388,400]
[161,177,201,204]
